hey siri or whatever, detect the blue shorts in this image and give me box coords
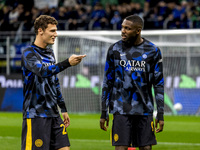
[112,114,157,147]
[21,116,70,150]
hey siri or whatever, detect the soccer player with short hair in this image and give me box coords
[21,15,86,150]
[100,15,164,150]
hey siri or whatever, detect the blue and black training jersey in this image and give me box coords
[101,38,164,120]
[21,44,71,119]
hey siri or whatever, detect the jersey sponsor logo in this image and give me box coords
[35,139,43,147]
[119,60,146,72]
[114,134,119,142]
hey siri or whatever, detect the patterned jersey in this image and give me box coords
[101,38,164,120]
[21,44,71,119]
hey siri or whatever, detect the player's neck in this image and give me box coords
[34,36,48,49]
[133,37,143,46]
[125,37,143,46]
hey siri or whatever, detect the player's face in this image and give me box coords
[121,19,141,42]
[40,24,57,45]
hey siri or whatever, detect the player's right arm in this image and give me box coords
[100,45,115,131]
[22,48,86,78]
[22,48,71,77]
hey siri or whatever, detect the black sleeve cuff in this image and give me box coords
[100,111,108,119]
[157,113,164,121]
[60,107,67,113]
[58,58,71,70]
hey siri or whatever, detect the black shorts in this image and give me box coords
[112,114,157,147]
[21,116,70,150]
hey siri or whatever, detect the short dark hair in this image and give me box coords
[125,15,144,29]
[34,15,58,34]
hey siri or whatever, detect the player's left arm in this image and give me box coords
[55,75,70,128]
[153,47,164,133]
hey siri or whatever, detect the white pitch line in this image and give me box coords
[70,139,200,146]
[1,136,200,146]
[157,142,200,146]
[0,136,19,139]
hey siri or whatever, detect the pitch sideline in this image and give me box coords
[1,136,200,146]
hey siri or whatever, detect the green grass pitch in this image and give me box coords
[0,112,200,150]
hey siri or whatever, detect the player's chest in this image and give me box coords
[113,47,154,72]
[38,53,55,66]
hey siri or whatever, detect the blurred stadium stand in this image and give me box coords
[0,0,200,32]
[1,0,200,74]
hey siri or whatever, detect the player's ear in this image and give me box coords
[38,28,44,35]
[136,27,142,35]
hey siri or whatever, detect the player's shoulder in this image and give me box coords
[143,38,160,52]
[22,45,35,56]
[108,40,122,50]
